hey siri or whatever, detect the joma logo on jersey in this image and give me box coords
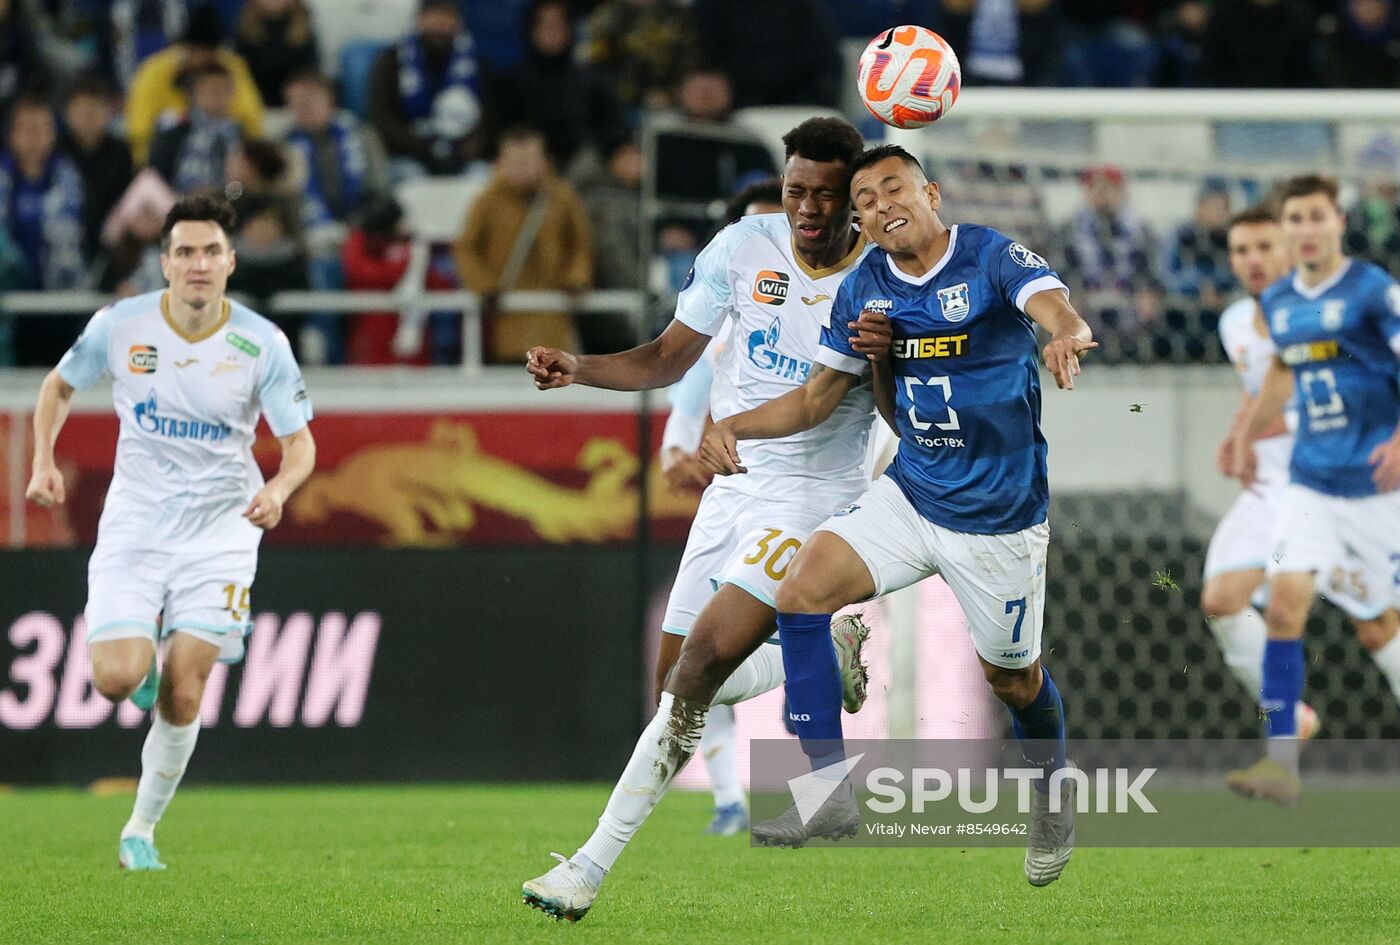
[892,333,968,360]
[1279,339,1340,365]
[747,317,811,381]
[752,270,790,305]
[127,345,157,373]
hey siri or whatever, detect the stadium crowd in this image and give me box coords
[1,0,1399,366]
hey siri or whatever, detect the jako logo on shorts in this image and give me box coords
[128,345,158,373]
[752,270,790,305]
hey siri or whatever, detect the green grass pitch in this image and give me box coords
[3,784,1398,945]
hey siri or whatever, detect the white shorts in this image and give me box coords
[817,475,1050,669]
[1268,484,1400,620]
[1203,486,1282,580]
[661,483,856,639]
[85,545,257,662]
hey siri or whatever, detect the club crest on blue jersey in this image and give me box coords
[1321,300,1345,330]
[936,283,971,322]
[747,316,811,381]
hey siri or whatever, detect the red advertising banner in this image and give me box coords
[12,411,700,547]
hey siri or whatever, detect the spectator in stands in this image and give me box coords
[1152,1,1210,87]
[125,5,265,165]
[283,69,388,232]
[148,62,244,193]
[225,138,309,323]
[1198,0,1319,88]
[935,0,1061,87]
[341,195,453,364]
[1,0,52,102]
[1347,134,1400,269]
[58,74,135,266]
[97,168,175,295]
[695,0,840,107]
[1165,178,1233,310]
[368,0,487,180]
[100,0,188,90]
[579,134,643,353]
[1062,164,1162,337]
[0,95,87,291]
[1320,0,1400,88]
[583,0,698,109]
[234,0,322,107]
[492,0,627,176]
[454,126,592,363]
[676,67,735,123]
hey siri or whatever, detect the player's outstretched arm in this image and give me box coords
[1231,357,1294,488]
[698,365,858,475]
[245,426,316,529]
[1024,289,1097,390]
[526,320,711,392]
[26,369,76,508]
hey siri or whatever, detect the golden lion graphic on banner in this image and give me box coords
[290,420,697,545]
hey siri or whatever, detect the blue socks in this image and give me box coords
[777,612,844,770]
[1008,668,1066,791]
[1261,639,1304,737]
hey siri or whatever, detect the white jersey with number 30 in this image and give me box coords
[57,290,313,554]
[674,213,874,500]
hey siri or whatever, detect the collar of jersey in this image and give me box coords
[1291,257,1352,300]
[883,224,958,286]
[790,232,868,280]
[161,292,231,343]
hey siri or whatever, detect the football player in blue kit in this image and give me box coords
[700,145,1096,886]
[1228,174,1400,804]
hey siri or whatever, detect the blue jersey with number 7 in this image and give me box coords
[1261,259,1400,498]
[815,224,1067,535]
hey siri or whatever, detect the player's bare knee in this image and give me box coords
[1264,596,1306,638]
[92,665,141,702]
[774,559,835,613]
[1200,580,1243,620]
[984,665,1039,708]
[158,678,204,726]
[1353,618,1396,653]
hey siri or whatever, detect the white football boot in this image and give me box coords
[1024,774,1076,887]
[522,853,602,922]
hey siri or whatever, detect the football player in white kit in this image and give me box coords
[1202,206,1318,735]
[520,118,888,921]
[25,195,315,871]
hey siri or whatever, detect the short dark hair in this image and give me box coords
[723,177,783,223]
[1277,173,1340,208]
[161,194,237,249]
[190,61,234,86]
[284,67,334,95]
[850,144,926,181]
[1228,205,1278,230]
[782,117,864,167]
[8,93,53,123]
[496,125,545,152]
[182,4,225,48]
[66,72,115,104]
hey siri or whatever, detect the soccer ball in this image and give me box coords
[857,25,961,130]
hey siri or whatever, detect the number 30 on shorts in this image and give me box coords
[742,528,802,581]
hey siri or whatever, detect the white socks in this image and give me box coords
[122,710,200,840]
[1368,633,1400,702]
[699,703,745,809]
[1207,607,1266,697]
[710,644,785,706]
[576,692,706,872]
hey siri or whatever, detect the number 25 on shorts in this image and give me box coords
[742,528,803,581]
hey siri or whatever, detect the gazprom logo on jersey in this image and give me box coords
[748,317,811,381]
[752,270,790,305]
[134,390,232,442]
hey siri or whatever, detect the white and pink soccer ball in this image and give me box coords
[857,25,962,130]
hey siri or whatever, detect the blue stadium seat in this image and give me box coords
[339,40,389,119]
[461,0,530,70]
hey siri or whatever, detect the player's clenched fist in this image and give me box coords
[1040,334,1098,390]
[849,309,893,361]
[25,464,65,508]
[526,346,579,389]
[244,482,288,530]
[698,421,747,476]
